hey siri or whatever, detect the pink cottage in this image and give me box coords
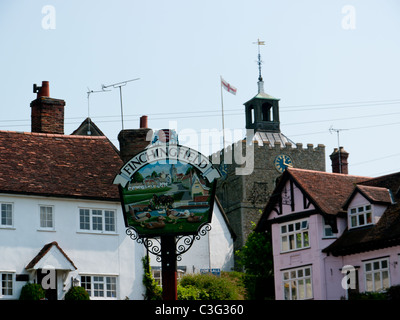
[256,167,400,300]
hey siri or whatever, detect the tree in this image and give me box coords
[133,171,144,183]
[236,230,274,299]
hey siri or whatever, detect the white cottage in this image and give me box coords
[0,129,146,299]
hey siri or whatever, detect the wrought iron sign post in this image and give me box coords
[115,129,220,300]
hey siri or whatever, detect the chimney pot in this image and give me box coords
[37,81,50,98]
[330,146,349,174]
[140,115,148,129]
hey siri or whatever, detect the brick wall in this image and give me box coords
[30,97,65,134]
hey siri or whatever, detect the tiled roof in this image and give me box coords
[288,168,369,215]
[255,166,400,256]
[0,131,123,200]
[343,185,393,209]
[71,117,106,137]
[26,241,77,270]
[324,172,400,256]
[255,168,369,232]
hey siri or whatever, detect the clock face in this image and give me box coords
[274,154,293,173]
[219,162,228,179]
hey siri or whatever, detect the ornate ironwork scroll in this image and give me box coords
[126,224,212,262]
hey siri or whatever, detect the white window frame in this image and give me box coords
[322,217,336,238]
[280,219,310,252]
[349,204,373,229]
[39,205,55,231]
[80,275,118,299]
[282,266,313,300]
[0,203,13,228]
[78,208,116,234]
[364,258,390,292]
[151,266,186,287]
[0,272,14,298]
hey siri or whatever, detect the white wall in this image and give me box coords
[0,194,145,300]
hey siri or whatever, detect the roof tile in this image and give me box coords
[0,131,123,200]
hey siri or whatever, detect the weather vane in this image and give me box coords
[253,38,265,81]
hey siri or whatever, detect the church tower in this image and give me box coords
[244,66,280,133]
[214,40,326,252]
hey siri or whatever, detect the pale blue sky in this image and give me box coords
[0,0,399,177]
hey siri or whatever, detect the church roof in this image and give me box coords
[252,131,295,146]
[243,91,280,105]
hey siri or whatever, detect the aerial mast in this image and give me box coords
[102,78,140,130]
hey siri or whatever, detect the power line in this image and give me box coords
[0,99,400,125]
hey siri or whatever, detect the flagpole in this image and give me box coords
[220,76,226,150]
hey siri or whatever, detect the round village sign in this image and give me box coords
[113,130,221,300]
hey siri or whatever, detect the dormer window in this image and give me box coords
[349,204,372,228]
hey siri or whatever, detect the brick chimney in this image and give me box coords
[31,81,65,134]
[118,115,152,163]
[330,147,349,174]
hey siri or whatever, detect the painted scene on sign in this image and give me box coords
[121,160,214,237]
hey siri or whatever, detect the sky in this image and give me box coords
[0,0,399,177]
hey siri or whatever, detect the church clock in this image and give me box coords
[274,154,293,173]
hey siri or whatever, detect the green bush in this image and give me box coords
[65,286,90,300]
[19,283,45,300]
[177,285,209,300]
[179,273,242,300]
[349,291,387,300]
[142,256,162,300]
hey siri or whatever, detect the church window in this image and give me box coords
[250,106,255,124]
[262,102,273,121]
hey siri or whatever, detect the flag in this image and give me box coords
[221,77,237,95]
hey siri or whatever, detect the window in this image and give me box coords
[364,258,390,292]
[79,209,116,233]
[1,203,13,227]
[151,267,186,287]
[105,211,116,232]
[39,206,54,230]
[261,102,273,121]
[283,266,312,300]
[1,273,13,297]
[323,217,336,238]
[280,219,309,252]
[349,204,372,228]
[80,275,117,299]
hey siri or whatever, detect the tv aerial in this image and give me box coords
[102,78,140,130]
[86,87,111,135]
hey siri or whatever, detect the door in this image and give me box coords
[37,268,58,300]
